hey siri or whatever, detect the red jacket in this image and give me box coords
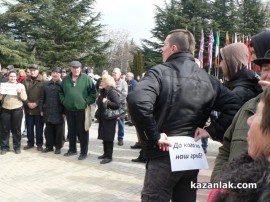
[18,75,26,83]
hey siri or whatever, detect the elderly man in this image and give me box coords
[112,68,128,146]
[211,30,270,182]
[23,64,45,151]
[40,67,64,154]
[127,29,241,201]
[59,61,97,160]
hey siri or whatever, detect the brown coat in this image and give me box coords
[22,75,45,115]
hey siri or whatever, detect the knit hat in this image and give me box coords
[220,42,248,80]
[250,30,270,58]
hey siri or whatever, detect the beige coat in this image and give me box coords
[0,82,27,109]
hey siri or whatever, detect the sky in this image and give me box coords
[94,0,165,44]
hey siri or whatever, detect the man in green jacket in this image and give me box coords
[59,61,97,160]
[211,30,270,182]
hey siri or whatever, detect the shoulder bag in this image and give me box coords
[104,101,125,120]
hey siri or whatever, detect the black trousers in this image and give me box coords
[44,122,64,149]
[103,141,114,159]
[1,108,23,151]
[66,110,89,154]
[142,155,199,202]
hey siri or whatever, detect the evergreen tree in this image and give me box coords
[142,0,211,69]
[0,35,30,67]
[237,0,269,35]
[130,50,145,78]
[0,0,109,68]
[141,0,269,71]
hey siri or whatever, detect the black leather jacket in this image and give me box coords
[127,52,242,159]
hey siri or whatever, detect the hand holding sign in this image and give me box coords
[17,87,22,94]
[194,127,210,141]
[158,133,172,151]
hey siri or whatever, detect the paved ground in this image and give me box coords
[0,122,221,202]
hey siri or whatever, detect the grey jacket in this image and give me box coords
[115,78,128,107]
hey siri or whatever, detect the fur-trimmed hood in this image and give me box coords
[215,152,270,202]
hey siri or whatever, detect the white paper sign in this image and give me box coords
[168,136,208,172]
[1,83,18,95]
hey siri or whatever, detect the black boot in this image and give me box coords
[100,141,113,164]
[131,149,146,163]
[98,141,107,159]
[106,141,114,159]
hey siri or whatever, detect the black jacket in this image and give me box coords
[224,67,262,103]
[127,52,242,159]
[97,87,120,141]
[40,79,64,124]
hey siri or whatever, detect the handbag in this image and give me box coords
[104,102,125,120]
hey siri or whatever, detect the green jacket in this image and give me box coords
[23,74,45,115]
[211,94,260,182]
[59,72,97,111]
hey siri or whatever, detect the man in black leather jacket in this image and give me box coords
[127,29,242,202]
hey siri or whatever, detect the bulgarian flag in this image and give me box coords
[198,29,204,68]
[207,30,214,74]
[226,31,230,46]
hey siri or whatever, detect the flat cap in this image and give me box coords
[52,67,61,73]
[29,64,39,70]
[5,65,15,71]
[70,61,82,67]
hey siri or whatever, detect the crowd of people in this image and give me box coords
[0,29,270,201]
[0,62,140,163]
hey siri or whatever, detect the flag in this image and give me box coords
[245,35,252,70]
[234,33,238,43]
[214,31,220,68]
[226,31,230,46]
[207,30,214,74]
[198,29,204,68]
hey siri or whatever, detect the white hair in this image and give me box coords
[113,68,121,74]
[127,72,134,78]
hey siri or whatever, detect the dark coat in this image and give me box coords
[97,87,120,142]
[213,152,270,202]
[127,79,137,93]
[224,67,262,103]
[40,79,64,124]
[127,51,242,159]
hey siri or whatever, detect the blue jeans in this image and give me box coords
[26,114,44,146]
[117,118,124,141]
[201,137,208,149]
